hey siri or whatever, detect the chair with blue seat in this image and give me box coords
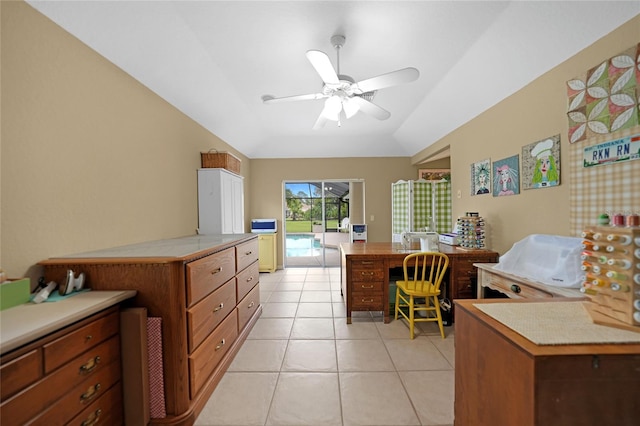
[394,251,450,339]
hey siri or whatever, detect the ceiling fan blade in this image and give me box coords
[353,67,419,93]
[350,96,391,120]
[306,50,339,84]
[262,93,325,104]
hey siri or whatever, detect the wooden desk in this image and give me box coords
[340,242,499,323]
[454,299,640,426]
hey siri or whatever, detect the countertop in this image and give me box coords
[41,233,257,262]
[0,290,136,354]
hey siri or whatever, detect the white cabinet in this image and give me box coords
[198,168,244,234]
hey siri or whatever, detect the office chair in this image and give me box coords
[394,252,450,339]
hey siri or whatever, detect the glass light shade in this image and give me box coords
[342,98,359,119]
[322,96,342,121]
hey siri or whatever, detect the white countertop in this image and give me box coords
[0,290,136,354]
[49,234,255,259]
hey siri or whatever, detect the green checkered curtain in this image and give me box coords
[433,181,452,233]
[412,181,432,231]
[391,181,409,234]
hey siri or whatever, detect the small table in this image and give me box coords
[454,299,640,425]
[474,263,584,299]
[340,242,499,323]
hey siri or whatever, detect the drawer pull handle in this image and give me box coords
[213,303,224,312]
[211,267,222,275]
[360,271,375,276]
[510,284,521,294]
[85,334,93,342]
[361,284,374,289]
[80,383,101,403]
[81,409,103,426]
[361,261,374,265]
[361,298,374,303]
[245,251,252,255]
[79,356,101,375]
[215,338,226,351]
[246,276,254,282]
[248,301,255,308]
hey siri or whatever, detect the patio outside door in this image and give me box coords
[283,180,363,267]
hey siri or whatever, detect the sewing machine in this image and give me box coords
[400,231,440,252]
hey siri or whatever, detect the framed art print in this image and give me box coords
[419,168,450,181]
[522,134,560,190]
[493,155,520,196]
[471,159,491,195]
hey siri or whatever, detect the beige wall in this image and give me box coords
[413,14,640,254]
[249,157,417,267]
[2,1,638,282]
[1,1,249,282]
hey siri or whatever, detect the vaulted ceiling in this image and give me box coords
[27,1,640,159]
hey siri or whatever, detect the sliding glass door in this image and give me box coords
[283,180,363,267]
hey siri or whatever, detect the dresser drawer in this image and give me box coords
[187,278,236,353]
[67,381,123,426]
[0,349,42,401]
[43,310,119,374]
[236,260,259,301]
[236,238,259,272]
[187,248,236,306]
[27,360,121,426]
[351,293,384,310]
[189,310,239,397]
[237,284,260,332]
[0,335,120,426]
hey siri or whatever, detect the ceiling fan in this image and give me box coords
[262,35,419,130]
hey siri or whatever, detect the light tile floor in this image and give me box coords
[195,267,455,426]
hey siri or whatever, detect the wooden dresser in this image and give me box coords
[0,291,135,426]
[39,234,262,426]
[454,299,640,426]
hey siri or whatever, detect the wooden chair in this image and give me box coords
[394,252,450,339]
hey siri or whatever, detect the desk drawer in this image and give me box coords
[352,281,385,293]
[351,268,385,282]
[351,293,384,310]
[486,272,553,299]
[187,248,236,306]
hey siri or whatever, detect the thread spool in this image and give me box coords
[626,214,640,227]
[597,214,610,226]
[612,213,625,227]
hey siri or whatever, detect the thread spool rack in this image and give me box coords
[580,226,640,332]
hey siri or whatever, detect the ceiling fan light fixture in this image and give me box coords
[265,34,419,128]
[342,98,359,119]
[322,96,342,121]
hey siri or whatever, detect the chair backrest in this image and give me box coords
[402,252,450,293]
[341,217,350,228]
